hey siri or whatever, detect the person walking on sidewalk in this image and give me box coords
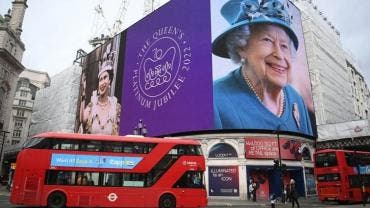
[290,179,300,208]
[285,183,291,203]
[249,178,258,202]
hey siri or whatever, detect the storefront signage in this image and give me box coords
[245,137,303,160]
[208,166,239,196]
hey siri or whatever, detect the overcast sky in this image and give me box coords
[1,0,369,84]
[314,0,370,85]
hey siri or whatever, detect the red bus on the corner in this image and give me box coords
[10,132,207,208]
[314,149,370,204]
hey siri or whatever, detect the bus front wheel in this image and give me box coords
[159,194,176,208]
[47,191,66,208]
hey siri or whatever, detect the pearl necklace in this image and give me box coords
[242,69,285,117]
[98,99,109,107]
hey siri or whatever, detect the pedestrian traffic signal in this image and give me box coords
[281,163,287,173]
[273,159,279,170]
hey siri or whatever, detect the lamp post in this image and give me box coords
[273,126,285,198]
[133,119,147,136]
[0,131,10,175]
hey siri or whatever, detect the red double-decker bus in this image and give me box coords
[10,132,207,208]
[314,149,370,204]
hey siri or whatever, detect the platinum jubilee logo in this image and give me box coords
[133,26,191,110]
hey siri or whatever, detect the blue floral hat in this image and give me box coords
[212,0,299,58]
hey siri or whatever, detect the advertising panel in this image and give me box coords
[208,166,239,196]
[211,0,316,137]
[50,153,142,169]
[76,35,122,135]
[76,0,317,138]
[119,0,213,136]
[245,137,305,160]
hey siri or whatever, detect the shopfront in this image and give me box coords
[187,131,315,200]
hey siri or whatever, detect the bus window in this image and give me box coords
[174,171,203,188]
[103,142,123,153]
[76,172,99,186]
[103,173,121,186]
[80,141,101,152]
[46,171,75,185]
[52,139,79,150]
[123,173,145,187]
[316,173,340,182]
[23,137,45,149]
[315,152,337,167]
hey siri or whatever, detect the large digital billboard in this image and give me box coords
[76,0,316,138]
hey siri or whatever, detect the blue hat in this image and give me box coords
[212,0,299,58]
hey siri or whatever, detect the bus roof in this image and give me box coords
[315,149,370,154]
[33,132,200,145]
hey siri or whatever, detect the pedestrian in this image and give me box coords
[270,193,278,208]
[249,179,258,202]
[285,183,291,203]
[247,180,251,200]
[290,179,300,208]
[281,184,286,204]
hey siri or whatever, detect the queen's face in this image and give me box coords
[239,24,293,88]
[98,70,111,96]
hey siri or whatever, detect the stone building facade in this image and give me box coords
[7,69,50,147]
[346,53,370,120]
[0,0,28,175]
[293,0,356,126]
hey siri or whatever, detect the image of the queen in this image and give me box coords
[79,42,121,135]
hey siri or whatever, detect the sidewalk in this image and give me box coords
[208,196,321,207]
[0,185,10,197]
[208,198,267,206]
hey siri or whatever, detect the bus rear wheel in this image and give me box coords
[47,191,66,208]
[159,194,176,208]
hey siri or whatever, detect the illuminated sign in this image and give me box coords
[50,153,143,169]
[245,137,303,160]
[208,166,239,196]
[76,0,317,138]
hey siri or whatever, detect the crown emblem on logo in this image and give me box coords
[143,47,176,91]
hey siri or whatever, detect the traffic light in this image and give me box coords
[281,163,287,173]
[273,159,279,170]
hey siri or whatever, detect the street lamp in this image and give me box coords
[133,119,147,136]
[0,130,10,174]
[273,126,286,199]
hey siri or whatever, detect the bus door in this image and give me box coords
[23,173,42,205]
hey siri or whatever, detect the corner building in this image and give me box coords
[178,131,315,200]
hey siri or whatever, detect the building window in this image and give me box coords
[19,100,27,106]
[20,90,28,97]
[13,130,21,138]
[14,119,23,128]
[11,140,20,145]
[21,81,28,87]
[4,71,9,80]
[16,109,25,117]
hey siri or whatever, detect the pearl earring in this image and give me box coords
[241,58,246,65]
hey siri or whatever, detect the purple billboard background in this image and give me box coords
[209,166,239,196]
[120,0,213,136]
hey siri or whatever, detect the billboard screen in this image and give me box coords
[76,0,316,138]
[76,35,122,135]
[211,0,315,137]
[208,166,239,196]
[245,137,306,160]
[119,0,213,136]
